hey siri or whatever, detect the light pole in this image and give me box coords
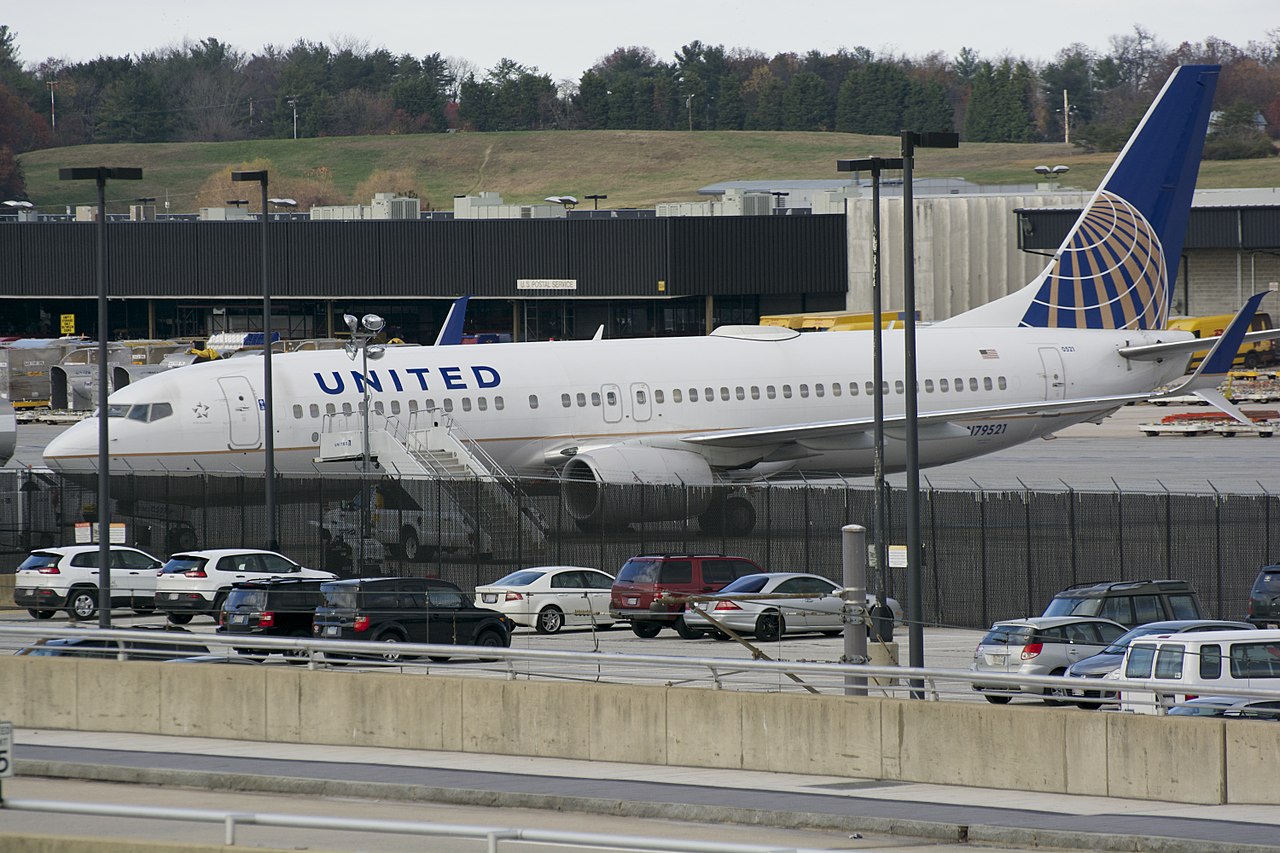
[686,93,695,131]
[58,165,142,628]
[231,170,279,550]
[344,313,385,573]
[47,80,58,130]
[900,130,958,691]
[585,194,607,210]
[836,155,903,621]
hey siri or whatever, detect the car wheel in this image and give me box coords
[428,655,452,663]
[475,629,508,648]
[211,592,228,622]
[28,608,56,620]
[711,630,733,641]
[984,694,1012,705]
[673,616,705,639]
[376,632,407,663]
[535,606,564,635]
[1043,669,1070,706]
[754,611,783,642]
[167,612,194,625]
[66,587,98,621]
[284,630,311,664]
[400,527,420,562]
[631,621,662,638]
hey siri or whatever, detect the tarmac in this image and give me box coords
[9,728,1280,852]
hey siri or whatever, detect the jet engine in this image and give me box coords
[561,445,715,528]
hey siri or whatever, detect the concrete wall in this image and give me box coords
[3,656,1275,806]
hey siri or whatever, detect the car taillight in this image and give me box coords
[714,601,743,611]
[1021,642,1043,660]
[353,615,369,632]
[260,611,275,628]
[1185,694,1198,701]
[504,592,523,601]
[38,566,60,574]
[218,610,225,626]
[184,569,206,578]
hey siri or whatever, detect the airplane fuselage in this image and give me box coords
[43,325,1192,481]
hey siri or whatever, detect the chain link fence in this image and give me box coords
[1,468,1274,628]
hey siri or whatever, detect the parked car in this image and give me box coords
[15,625,206,659]
[1166,696,1280,719]
[475,566,616,633]
[682,572,903,641]
[1117,628,1280,714]
[13,544,164,620]
[1040,580,1204,628]
[1064,619,1254,707]
[156,549,337,624]
[313,577,513,662]
[609,554,765,638]
[1246,565,1280,628]
[970,616,1127,704]
[219,577,329,661]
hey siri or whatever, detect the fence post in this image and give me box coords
[979,490,988,628]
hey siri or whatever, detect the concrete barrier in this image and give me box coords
[1,656,1273,806]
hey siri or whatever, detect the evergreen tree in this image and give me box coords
[714,73,744,129]
[785,71,832,130]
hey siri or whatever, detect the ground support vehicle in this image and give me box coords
[1138,410,1277,437]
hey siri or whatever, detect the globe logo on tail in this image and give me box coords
[1020,190,1168,330]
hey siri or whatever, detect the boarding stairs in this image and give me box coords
[315,409,548,556]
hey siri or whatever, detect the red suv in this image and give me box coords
[609,554,764,638]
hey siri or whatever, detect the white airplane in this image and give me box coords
[43,64,1261,535]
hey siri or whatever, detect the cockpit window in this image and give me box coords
[106,403,173,422]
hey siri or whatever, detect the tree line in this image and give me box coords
[1,25,1278,199]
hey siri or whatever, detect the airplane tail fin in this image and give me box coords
[434,296,471,346]
[940,64,1219,330]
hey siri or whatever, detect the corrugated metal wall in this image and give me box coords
[0,216,847,300]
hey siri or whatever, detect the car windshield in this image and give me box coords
[980,625,1034,646]
[320,587,359,609]
[617,560,659,583]
[18,552,60,570]
[1042,597,1098,618]
[225,589,268,611]
[491,570,545,587]
[718,575,770,594]
[1103,624,1174,655]
[160,557,208,574]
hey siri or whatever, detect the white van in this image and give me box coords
[1117,629,1280,714]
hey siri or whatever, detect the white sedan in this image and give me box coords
[683,572,902,642]
[475,566,616,634]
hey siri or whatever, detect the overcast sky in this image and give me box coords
[5,1,1275,82]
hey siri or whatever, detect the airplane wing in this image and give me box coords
[684,292,1271,450]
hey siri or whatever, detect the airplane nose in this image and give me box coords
[42,419,100,469]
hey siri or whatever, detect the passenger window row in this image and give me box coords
[293,397,507,420]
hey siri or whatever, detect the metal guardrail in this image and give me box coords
[6,624,1280,711]
[0,798,835,852]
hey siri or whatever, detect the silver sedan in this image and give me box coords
[682,572,900,641]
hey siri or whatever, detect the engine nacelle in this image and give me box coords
[562,446,714,527]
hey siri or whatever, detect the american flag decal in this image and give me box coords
[979,349,999,359]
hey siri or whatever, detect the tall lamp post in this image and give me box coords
[231,170,279,551]
[585,194,607,210]
[836,156,902,618]
[900,130,958,690]
[58,166,142,628]
[344,313,385,573]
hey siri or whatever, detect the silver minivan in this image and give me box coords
[971,616,1127,704]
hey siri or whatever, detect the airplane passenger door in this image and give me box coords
[218,375,261,448]
[1038,348,1066,400]
[601,384,623,424]
[630,383,651,422]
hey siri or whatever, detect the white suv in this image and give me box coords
[13,545,164,620]
[155,549,337,624]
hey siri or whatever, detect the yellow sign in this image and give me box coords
[60,314,75,335]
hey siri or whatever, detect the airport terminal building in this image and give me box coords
[1,184,1278,344]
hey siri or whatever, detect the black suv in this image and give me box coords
[1041,580,1205,628]
[1247,565,1280,628]
[220,578,328,661]
[313,577,512,662]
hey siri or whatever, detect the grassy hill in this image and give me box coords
[17,130,1280,214]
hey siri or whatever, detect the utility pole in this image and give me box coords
[1063,89,1070,144]
[686,93,695,131]
[288,95,299,139]
[47,80,58,130]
